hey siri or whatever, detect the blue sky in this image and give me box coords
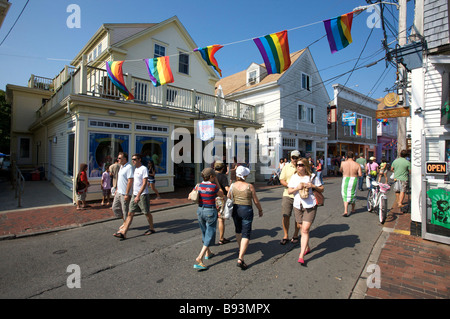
[0,0,414,101]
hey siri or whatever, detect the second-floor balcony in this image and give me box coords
[34,64,257,123]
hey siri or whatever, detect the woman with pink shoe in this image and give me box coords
[287,158,324,266]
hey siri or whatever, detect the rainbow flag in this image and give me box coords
[253,30,291,75]
[105,61,134,100]
[356,118,362,136]
[323,12,354,54]
[144,56,174,87]
[194,45,224,77]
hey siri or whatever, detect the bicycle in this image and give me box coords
[367,181,391,224]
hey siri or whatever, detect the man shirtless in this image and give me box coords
[339,151,362,217]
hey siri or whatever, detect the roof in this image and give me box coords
[216,49,306,96]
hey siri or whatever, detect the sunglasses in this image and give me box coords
[291,156,299,160]
[132,158,138,161]
[297,164,305,167]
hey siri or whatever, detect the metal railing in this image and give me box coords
[11,160,25,207]
[34,65,257,122]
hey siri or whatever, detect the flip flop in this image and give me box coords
[113,232,125,239]
[144,229,156,235]
[193,262,208,270]
[291,237,299,244]
[280,238,289,245]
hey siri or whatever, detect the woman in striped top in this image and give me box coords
[192,167,224,270]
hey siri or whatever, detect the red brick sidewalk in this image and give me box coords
[0,187,193,238]
[365,195,450,299]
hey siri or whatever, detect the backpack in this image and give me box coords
[76,174,86,192]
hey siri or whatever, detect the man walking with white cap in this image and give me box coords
[279,150,301,245]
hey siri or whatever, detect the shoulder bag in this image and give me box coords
[222,184,234,219]
[188,184,199,204]
[311,175,324,206]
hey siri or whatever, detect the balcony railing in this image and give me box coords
[35,64,257,123]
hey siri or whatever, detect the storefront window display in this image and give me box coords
[89,133,129,178]
[136,135,167,174]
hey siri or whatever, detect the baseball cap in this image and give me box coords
[370,156,376,161]
[291,150,300,157]
[236,166,250,179]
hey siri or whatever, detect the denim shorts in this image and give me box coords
[197,206,218,247]
[232,204,254,239]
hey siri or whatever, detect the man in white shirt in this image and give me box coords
[112,152,133,233]
[114,153,155,239]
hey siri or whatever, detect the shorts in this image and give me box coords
[394,180,408,193]
[232,204,254,239]
[148,178,156,184]
[112,193,130,219]
[102,188,111,197]
[294,206,317,224]
[197,206,217,247]
[129,193,151,214]
[76,190,87,202]
[281,196,294,217]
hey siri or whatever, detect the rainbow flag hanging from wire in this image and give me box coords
[144,56,174,87]
[105,61,134,100]
[253,30,291,75]
[194,45,224,77]
[323,12,354,54]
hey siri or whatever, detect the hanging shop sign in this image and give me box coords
[376,107,410,119]
[342,112,356,126]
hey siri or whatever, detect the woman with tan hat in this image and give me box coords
[228,166,263,270]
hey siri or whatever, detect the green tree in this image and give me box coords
[0,90,11,154]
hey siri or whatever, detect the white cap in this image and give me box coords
[236,166,250,179]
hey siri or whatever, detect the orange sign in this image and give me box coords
[376,107,410,119]
[426,162,447,174]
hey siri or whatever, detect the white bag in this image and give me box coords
[222,184,234,219]
[366,175,371,189]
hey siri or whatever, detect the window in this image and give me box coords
[179,52,189,75]
[301,73,310,91]
[89,120,130,130]
[136,135,168,174]
[298,104,315,124]
[19,137,30,159]
[283,138,296,147]
[343,112,372,139]
[255,103,264,122]
[88,133,129,178]
[154,44,166,58]
[248,70,257,84]
[97,43,102,56]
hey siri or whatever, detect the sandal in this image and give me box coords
[280,238,289,245]
[237,259,248,270]
[218,238,230,245]
[291,237,299,244]
[144,229,156,235]
[193,262,208,270]
[113,232,126,239]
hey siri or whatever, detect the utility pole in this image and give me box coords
[397,0,408,155]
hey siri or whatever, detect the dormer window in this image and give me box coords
[248,70,257,85]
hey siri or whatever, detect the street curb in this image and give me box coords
[349,229,390,299]
[0,186,282,241]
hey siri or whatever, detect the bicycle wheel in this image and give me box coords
[367,189,374,212]
[379,196,388,224]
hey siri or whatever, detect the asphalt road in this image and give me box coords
[0,177,384,300]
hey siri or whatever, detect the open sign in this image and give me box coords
[426,162,448,175]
